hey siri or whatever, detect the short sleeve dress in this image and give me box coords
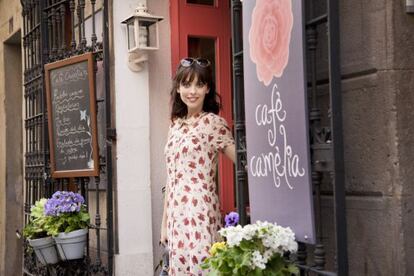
[164,112,234,275]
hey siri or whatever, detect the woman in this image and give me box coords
[161,57,235,275]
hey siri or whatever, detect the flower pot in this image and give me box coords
[54,228,88,261]
[29,236,59,265]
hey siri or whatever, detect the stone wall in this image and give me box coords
[314,0,414,275]
[0,1,23,275]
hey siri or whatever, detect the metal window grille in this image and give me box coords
[21,0,114,275]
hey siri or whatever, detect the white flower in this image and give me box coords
[242,224,256,240]
[263,249,274,262]
[217,220,298,271]
[220,225,245,247]
[251,250,267,270]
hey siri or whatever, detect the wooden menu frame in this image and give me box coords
[44,53,99,178]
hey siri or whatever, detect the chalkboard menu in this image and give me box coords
[45,53,99,178]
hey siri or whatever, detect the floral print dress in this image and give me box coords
[164,112,234,275]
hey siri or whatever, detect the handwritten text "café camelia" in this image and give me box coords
[249,84,305,190]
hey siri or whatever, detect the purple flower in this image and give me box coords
[225,212,239,227]
[44,198,59,216]
[44,191,85,217]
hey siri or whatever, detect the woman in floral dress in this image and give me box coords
[161,58,236,275]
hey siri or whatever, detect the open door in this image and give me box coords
[170,0,234,213]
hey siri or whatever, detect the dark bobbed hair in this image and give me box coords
[170,61,221,120]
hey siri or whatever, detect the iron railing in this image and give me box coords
[230,0,348,275]
[21,0,113,275]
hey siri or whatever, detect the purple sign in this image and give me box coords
[243,0,315,244]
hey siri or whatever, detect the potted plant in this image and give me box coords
[23,198,59,265]
[201,219,299,276]
[44,191,90,261]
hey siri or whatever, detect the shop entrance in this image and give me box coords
[170,0,235,213]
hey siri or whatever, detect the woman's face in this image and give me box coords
[177,75,209,116]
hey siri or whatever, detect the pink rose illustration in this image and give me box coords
[249,0,294,86]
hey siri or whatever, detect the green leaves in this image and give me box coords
[30,198,47,219]
[264,255,299,276]
[239,239,255,251]
[202,243,255,276]
[23,199,49,240]
[23,221,48,240]
[44,208,90,236]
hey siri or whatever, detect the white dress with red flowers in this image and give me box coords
[164,112,234,275]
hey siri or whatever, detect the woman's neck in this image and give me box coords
[186,109,203,118]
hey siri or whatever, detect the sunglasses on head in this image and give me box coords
[179,57,211,68]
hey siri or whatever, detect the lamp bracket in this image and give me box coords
[128,51,148,72]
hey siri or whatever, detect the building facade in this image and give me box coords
[0,1,24,275]
[0,0,413,275]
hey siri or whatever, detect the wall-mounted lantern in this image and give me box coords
[121,4,164,71]
[407,0,414,13]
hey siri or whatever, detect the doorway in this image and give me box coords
[170,0,234,213]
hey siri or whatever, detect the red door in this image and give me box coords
[170,0,234,214]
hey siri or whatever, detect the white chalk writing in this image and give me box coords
[249,84,305,189]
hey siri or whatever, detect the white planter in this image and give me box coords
[29,236,59,265]
[54,228,88,261]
